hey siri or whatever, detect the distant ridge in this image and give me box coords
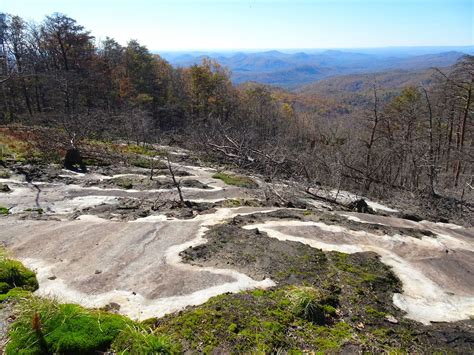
[160,48,469,89]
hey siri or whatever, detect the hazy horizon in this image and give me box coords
[156,45,474,54]
[3,0,473,51]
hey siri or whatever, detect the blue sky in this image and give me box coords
[2,0,473,50]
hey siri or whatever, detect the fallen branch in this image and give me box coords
[304,186,348,209]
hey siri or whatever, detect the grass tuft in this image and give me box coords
[285,286,336,325]
[111,325,180,354]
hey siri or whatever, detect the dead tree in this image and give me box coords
[166,155,185,205]
[364,79,380,191]
[421,86,436,195]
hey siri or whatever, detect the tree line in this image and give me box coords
[0,13,472,207]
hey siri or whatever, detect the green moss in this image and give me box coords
[0,255,38,295]
[312,322,353,350]
[252,289,266,297]
[0,287,31,302]
[222,199,242,207]
[212,172,257,188]
[111,325,180,354]
[228,323,238,333]
[366,306,387,318]
[331,252,400,290]
[0,206,9,215]
[7,298,133,354]
[155,286,352,353]
[0,281,10,293]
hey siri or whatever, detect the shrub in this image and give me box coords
[0,206,9,215]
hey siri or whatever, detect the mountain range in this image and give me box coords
[159,47,473,89]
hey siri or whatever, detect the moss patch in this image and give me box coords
[0,252,38,295]
[6,298,133,354]
[212,172,257,188]
[5,297,182,354]
[154,287,350,353]
[0,287,32,302]
[176,220,473,353]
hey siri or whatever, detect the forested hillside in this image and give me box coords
[1,13,473,222]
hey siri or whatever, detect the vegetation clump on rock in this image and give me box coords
[212,172,257,188]
[0,250,38,302]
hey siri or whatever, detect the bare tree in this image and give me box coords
[166,154,184,205]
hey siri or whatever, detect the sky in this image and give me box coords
[2,0,473,51]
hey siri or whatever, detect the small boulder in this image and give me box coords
[0,183,10,193]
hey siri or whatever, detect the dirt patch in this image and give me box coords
[86,175,211,191]
[73,197,217,221]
